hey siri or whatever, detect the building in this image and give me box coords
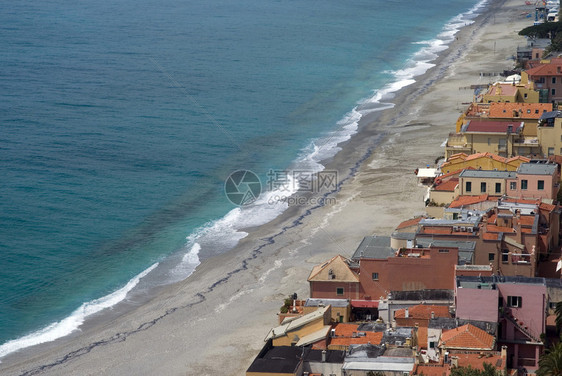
[507,161,560,200]
[521,58,562,103]
[265,305,332,347]
[441,152,530,174]
[455,275,547,371]
[445,120,524,158]
[342,344,415,376]
[307,255,360,300]
[394,304,451,327]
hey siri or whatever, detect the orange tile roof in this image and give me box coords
[395,305,450,320]
[488,102,552,119]
[396,216,423,230]
[413,365,448,376]
[330,323,383,347]
[486,225,515,233]
[421,227,453,235]
[503,198,538,205]
[455,353,504,371]
[433,178,458,192]
[540,202,556,212]
[485,83,518,97]
[519,216,536,226]
[435,167,474,181]
[526,61,562,77]
[483,232,500,241]
[440,324,495,350]
[449,194,491,208]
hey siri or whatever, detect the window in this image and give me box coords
[538,180,545,190]
[372,273,379,281]
[429,341,436,349]
[525,93,529,99]
[552,88,556,96]
[489,253,495,261]
[510,181,517,190]
[507,296,522,308]
[439,249,449,253]
[521,179,528,190]
[495,182,501,193]
[488,137,491,146]
[549,147,555,156]
[553,77,557,84]
[336,287,344,296]
[481,182,487,193]
[502,250,509,263]
[466,181,472,192]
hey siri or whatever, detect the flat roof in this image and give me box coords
[246,346,302,373]
[352,236,394,260]
[459,170,517,179]
[518,162,557,175]
[305,298,349,308]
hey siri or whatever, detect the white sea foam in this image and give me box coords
[0,263,158,360]
[0,0,491,360]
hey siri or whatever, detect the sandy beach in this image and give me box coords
[0,0,536,375]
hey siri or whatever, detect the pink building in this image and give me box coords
[506,161,559,200]
[455,275,547,371]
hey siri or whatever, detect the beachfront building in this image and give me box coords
[521,57,562,103]
[445,120,524,158]
[265,305,332,347]
[342,344,415,376]
[441,152,530,174]
[455,275,549,371]
[481,82,540,104]
[307,255,360,300]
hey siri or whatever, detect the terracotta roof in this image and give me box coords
[435,167,474,182]
[485,83,518,97]
[486,224,516,233]
[455,353,504,371]
[483,232,500,241]
[395,305,450,320]
[413,364,447,376]
[519,216,536,226]
[488,102,552,119]
[433,178,458,192]
[540,202,556,212]
[330,323,383,347]
[526,62,562,77]
[463,120,523,133]
[440,324,495,350]
[449,194,491,208]
[396,216,423,230]
[308,255,359,283]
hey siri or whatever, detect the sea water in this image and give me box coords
[0,0,485,358]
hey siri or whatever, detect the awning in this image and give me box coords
[351,300,379,308]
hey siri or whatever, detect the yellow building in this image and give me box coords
[265,305,332,347]
[481,82,539,103]
[537,111,562,157]
[441,152,530,174]
[445,120,524,158]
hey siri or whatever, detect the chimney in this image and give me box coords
[322,350,327,363]
[431,311,435,319]
[405,308,409,318]
[451,356,458,368]
[501,345,507,359]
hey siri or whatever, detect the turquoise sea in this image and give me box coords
[0,0,485,357]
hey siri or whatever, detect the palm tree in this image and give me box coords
[538,342,562,376]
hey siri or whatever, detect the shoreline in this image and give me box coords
[0,0,533,374]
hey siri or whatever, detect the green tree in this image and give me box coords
[537,342,562,376]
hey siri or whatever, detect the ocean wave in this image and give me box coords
[0,0,491,359]
[0,263,158,360]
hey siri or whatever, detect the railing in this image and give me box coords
[501,308,542,343]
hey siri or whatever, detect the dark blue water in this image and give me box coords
[0,0,485,357]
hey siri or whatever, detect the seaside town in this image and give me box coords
[245,2,562,376]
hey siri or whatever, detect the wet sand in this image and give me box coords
[0,0,533,374]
